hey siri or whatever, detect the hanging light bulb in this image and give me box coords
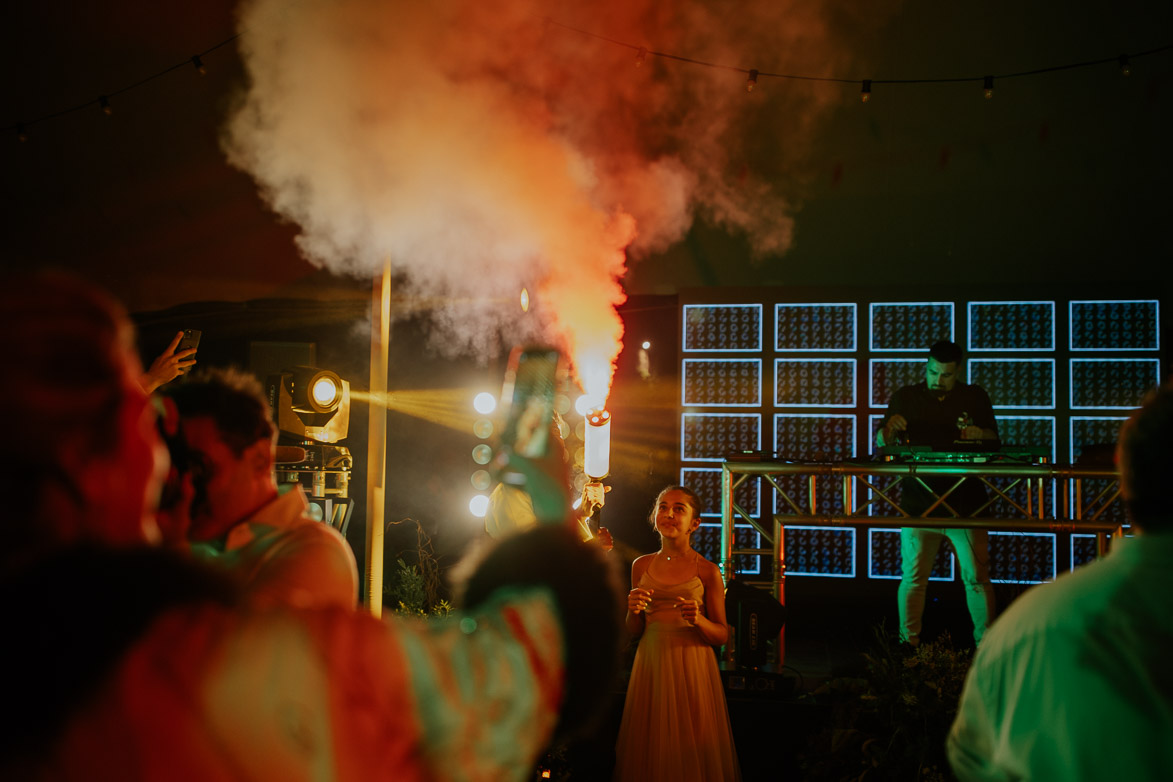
[1117,54,1131,77]
[983,76,994,100]
[861,79,872,103]
[16,123,28,143]
[746,69,759,93]
[191,55,207,75]
[99,95,112,116]
[636,47,647,67]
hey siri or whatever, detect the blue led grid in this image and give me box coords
[1070,300,1160,351]
[1070,416,1129,526]
[1070,358,1161,410]
[682,359,762,407]
[870,302,954,352]
[680,413,761,461]
[989,532,1056,584]
[775,303,857,352]
[994,416,1056,457]
[681,467,761,520]
[869,359,924,408]
[1070,534,1099,572]
[968,359,1056,409]
[868,528,954,580]
[693,522,764,576]
[968,301,1055,352]
[783,526,856,577]
[774,414,857,463]
[683,304,763,352]
[774,359,856,408]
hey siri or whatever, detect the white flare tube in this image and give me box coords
[584,408,611,481]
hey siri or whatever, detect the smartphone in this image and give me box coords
[177,329,201,354]
[499,346,561,461]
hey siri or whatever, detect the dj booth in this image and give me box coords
[717,446,1124,668]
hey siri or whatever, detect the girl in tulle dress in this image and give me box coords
[613,485,740,781]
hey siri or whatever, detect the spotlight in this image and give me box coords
[469,494,490,517]
[473,391,497,415]
[267,366,350,443]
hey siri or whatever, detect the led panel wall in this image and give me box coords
[969,359,1056,409]
[1070,358,1161,409]
[775,303,857,352]
[681,293,1161,585]
[968,301,1055,352]
[869,359,924,407]
[682,467,760,519]
[989,532,1056,584]
[1070,300,1160,351]
[682,359,762,406]
[681,413,760,461]
[775,359,856,407]
[683,303,763,352]
[870,302,954,352]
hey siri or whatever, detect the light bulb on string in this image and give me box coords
[861,79,872,103]
[99,95,113,116]
[1118,55,1131,77]
[191,55,207,75]
[636,47,647,67]
[16,123,28,143]
[746,69,758,93]
[983,76,994,99]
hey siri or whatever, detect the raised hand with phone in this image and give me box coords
[140,329,200,393]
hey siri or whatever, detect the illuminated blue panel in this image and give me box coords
[969,359,1055,409]
[1071,534,1099,571]
[1070,300,1160,351]
[968,301,1055,352]
[682,359,762,406]
[1070,358,1160,410]
[681,467,761,519]
[775,359,857,408]
[774,414,856,462]
[1070,416,1129,526]
[683,304,763,352]
[868,528,954,581]
[867,414,885,456]
[870,302,954,352]
[990,532,1056,584]
[775,303,857,352]
[681,413,761,462]
[994,416,1056,459]
[694,521,764,576]
[869,359,924,407]
[1069,416,1129,463]
[783,526,856,578]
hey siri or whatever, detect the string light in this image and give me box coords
[99,95,113,116]
[3,22,1170,140]
[861,79,872,103]
[16,123,28,143]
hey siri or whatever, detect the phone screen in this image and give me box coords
[501,348,559,460]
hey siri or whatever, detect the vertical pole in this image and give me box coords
[720,464,735,668]
[365,259,391,616]
[774,518,786,668]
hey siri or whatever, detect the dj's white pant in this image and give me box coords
[898,526,995,646]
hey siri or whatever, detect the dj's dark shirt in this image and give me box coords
[882,381,999,516]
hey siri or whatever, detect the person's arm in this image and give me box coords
[675,559,730,646]
[625,556,652,636]
[140,331,197,394]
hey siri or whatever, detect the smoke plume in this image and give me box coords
[223,0,859,390]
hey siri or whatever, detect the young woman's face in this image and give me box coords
[653,489,699,540]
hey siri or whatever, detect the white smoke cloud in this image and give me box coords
[223,0,864,385]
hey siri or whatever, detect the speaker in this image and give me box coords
[725,579,786,669]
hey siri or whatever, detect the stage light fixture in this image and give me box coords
[266,366,350,443]
[473,391,497,415]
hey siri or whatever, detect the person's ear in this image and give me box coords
[246,438,273,476]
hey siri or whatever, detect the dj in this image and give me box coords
[877,340,998,648]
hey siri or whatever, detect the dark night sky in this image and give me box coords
[3,0,1170,311]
